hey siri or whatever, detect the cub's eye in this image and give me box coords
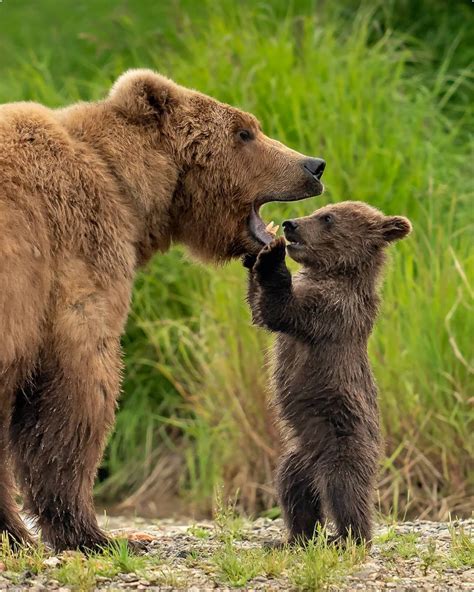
[237,129,254,142]
[321,214,334,225]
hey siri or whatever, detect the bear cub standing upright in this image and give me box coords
[245,201,411,545]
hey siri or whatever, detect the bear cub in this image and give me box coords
[245,201,412,545]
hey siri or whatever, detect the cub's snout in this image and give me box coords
[282,219,298,232]
[282,219,304,248]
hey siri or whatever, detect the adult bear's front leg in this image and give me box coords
[9,335,123,552]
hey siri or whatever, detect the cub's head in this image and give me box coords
[283,201,412,274]
[108,69,325,261]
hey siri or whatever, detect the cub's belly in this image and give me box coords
[273,335,316,394]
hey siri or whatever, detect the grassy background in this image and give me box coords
[0,0,472,519]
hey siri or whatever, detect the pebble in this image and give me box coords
[119,573,139,582]
[42,557,61,568]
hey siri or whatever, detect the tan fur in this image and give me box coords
[0,69,324,551]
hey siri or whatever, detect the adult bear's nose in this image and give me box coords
[302,157,326,180]
[282,219,298,231]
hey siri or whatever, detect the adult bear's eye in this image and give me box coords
[237,129,254,142]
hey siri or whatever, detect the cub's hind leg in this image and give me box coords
[323,449,377,545]
[277,450,324,545]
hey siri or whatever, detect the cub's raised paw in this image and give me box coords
[254,237,287,276]
[242,253,257,270]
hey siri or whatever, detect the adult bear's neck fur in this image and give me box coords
[57,100,180,266]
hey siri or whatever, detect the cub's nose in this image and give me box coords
[303,157,326,180]
[282,219,298,231]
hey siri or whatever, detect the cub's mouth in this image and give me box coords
[248,189,321,246]
[283,224,305,249]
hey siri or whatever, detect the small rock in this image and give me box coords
[461,569,474,582]
[119,572,139,582]
[43,556,61,568]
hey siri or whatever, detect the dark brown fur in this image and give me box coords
[245,202,412,545]
[0,69,324,551]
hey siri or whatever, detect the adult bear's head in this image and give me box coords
[108,69,325,262]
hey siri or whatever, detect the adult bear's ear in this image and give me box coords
[380,215,412,242]
[108,69,181,121]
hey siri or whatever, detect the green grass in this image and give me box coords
[379,531,420,561]
[448,524,474,568]
[0,535,154,591]
[211,500,367,589]
[187,524,212,540]
[0,535,48,578]
[1,516,472,590]
[0,0,472,518]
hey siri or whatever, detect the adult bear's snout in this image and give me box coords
[302,157,326,181]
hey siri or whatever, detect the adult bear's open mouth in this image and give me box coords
[247,157,325,245]
[248,189,323,245]
[249,203,279,245]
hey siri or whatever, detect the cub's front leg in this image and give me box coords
[244,240,290,328]
[251,238,294,332]
[251,239,324,343]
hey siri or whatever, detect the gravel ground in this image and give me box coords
[0,516,472,591]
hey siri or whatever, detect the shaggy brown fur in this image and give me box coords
[0,69,325,551]
[245,202,411,545]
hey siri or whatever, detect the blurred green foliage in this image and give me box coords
[0,0,472,518]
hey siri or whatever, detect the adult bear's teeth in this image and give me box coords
[266,221,279,235]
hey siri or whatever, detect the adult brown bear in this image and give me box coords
[0,69,325,551]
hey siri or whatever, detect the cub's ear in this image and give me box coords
[108,69,181,121]
[380,215,412,242]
